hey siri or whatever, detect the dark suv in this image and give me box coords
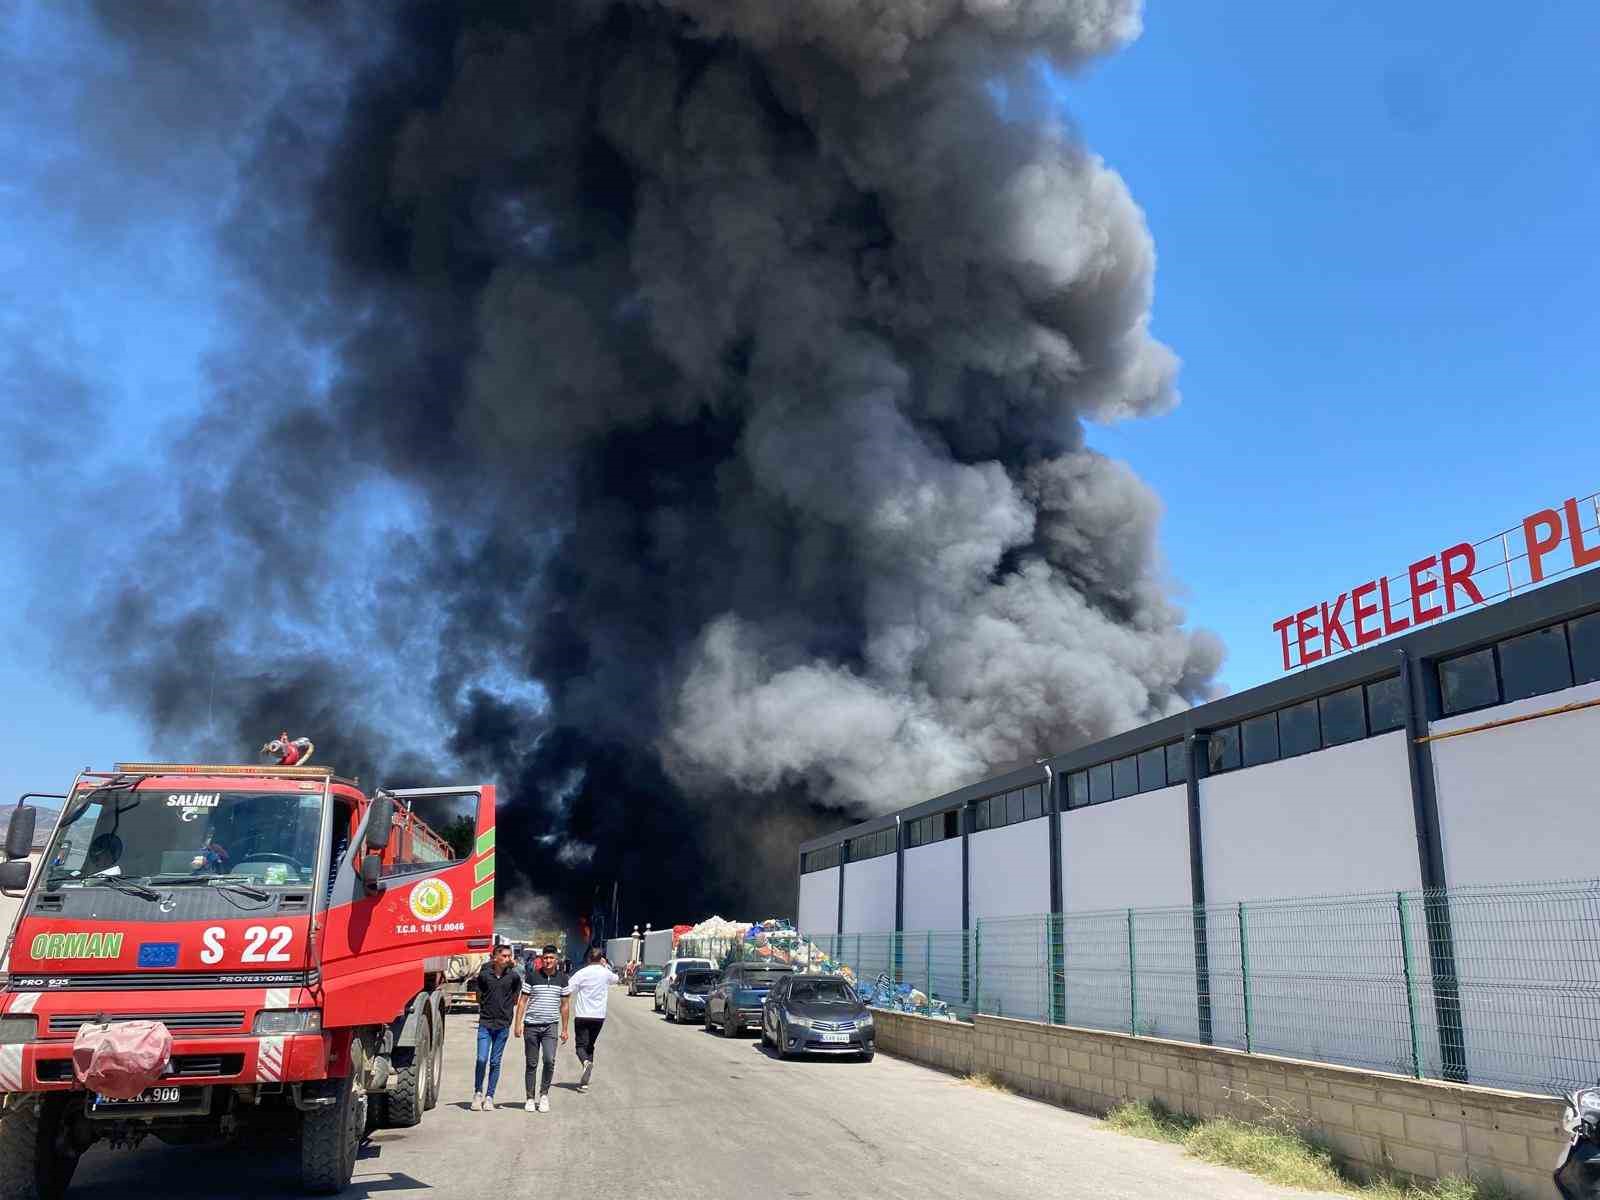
[762,974,875,1061]
[704,962,795,1037]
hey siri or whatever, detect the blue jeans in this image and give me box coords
[475,1025,510,1097]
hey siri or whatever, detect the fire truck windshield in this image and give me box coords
[42,787,325,890]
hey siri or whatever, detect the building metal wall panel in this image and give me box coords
[841,853,898,936]
[798,866,840,942]
[1062,784,1191,912]
[969,820,1051,922]
[1200,730,1420,904]
[904,839,963,933]
[1430,678,1600,887]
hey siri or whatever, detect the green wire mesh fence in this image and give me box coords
[799,879,1600,1094]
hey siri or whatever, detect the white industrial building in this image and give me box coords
[797,570,1600,1090]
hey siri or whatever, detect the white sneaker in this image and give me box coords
[524,1099,537,1112]
[472,1093,484,1111]
[580,1060,594,1087]
[537,1094,550,1113]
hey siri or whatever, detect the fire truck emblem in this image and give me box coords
[408,878,454,923]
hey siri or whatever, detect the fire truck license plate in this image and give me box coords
[94,1087,182,1107]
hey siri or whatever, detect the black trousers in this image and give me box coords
[573,1017,605,1064]
[523,1024,558,1098]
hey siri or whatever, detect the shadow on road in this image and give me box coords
[752,1042,874,1066]
[71,1136,432,1198]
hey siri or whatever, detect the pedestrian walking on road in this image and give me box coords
[515,944,571,1113]
[568,947,620,1092]
[473,944,523,1111]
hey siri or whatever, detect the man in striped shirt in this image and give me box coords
[514,944,570,1113]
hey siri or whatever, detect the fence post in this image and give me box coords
[857,933,863,975]
[1397,892,1422,1079]
[974,921,983,1016]
[1238,901,1253,1054]
[926,930,933,1005]
[1127,908,1138,1036]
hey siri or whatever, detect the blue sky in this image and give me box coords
[3,3,1597,807]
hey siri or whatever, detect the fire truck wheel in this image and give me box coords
[423,1011,444,1112]
[0,1095,80,1200]
[300,1071,365,1195]
[385,1015,429,1128]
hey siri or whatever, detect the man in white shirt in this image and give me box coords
[568,947,619,1091]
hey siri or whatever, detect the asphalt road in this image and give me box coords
[69,988,1336,1198]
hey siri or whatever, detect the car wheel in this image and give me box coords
[775,1020,791,1060]
[858,1052,875,1064]
[725,1011,736,1039]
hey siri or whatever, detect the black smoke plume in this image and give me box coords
[55,0,1222,925]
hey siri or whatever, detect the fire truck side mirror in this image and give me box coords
[5,805,36,861]
[0,859,30,894]
[361,853,383,892]
[365,794,394,851]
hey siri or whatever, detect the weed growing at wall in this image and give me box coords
[1106,1102,1516,1199]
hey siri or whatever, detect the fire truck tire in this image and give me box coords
[0,1096,79,1200]
[385,1016,429,1128]
[423,1011,444,1112]
[300,1071,365,1194]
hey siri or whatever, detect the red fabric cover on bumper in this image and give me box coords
[71,1020,173,1099]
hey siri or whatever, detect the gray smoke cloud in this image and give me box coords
[34,0,1221,921]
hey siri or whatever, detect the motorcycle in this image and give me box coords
[1555,1086,1600,1199]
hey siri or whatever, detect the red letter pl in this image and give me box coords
[1440,542,1483,611]
[1523,507,1563,583]
[1296,606,1322,664]
[1408,555,1442,625]
[1273,615,1297,671]
[1379,575,1411,637]
[1565,497,1600,569]
[1321,593,1352,656]
[1351,580,1382,646]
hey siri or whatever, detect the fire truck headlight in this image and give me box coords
[0,1015,37,1044]
[253,1009,322,1035]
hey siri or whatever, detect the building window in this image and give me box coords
[1066,772,1090,809]
[1111,756,1138,799]
[1007,788,1026,825]
[847,828,894,861]
[1572,612,1600,686]
[1024,784,1049,825]
[1439,648,1499,716]
[1165,741,1187,784]
[803,844,841,873]
[1241,713,1279,768]
[1137,746,1167,792]
[1498,624,1573,704]
[1278,698,1321,759]
[974,800,990,832]
[1319,685,1366,747]
[1365,676,1407,733]
[943,810,960,839]
[1208,725,1241,773]
[1089,762,1115,804]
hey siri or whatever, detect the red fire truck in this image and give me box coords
[0,761,497,1198]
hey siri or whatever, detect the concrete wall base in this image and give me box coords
[871,1009,1566,1199]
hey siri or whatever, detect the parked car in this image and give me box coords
[762,973,875,1061]
[654,957,717,1011]
[704,961,795,1037]
[629,963,666,996]
[663,968,722,1023]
